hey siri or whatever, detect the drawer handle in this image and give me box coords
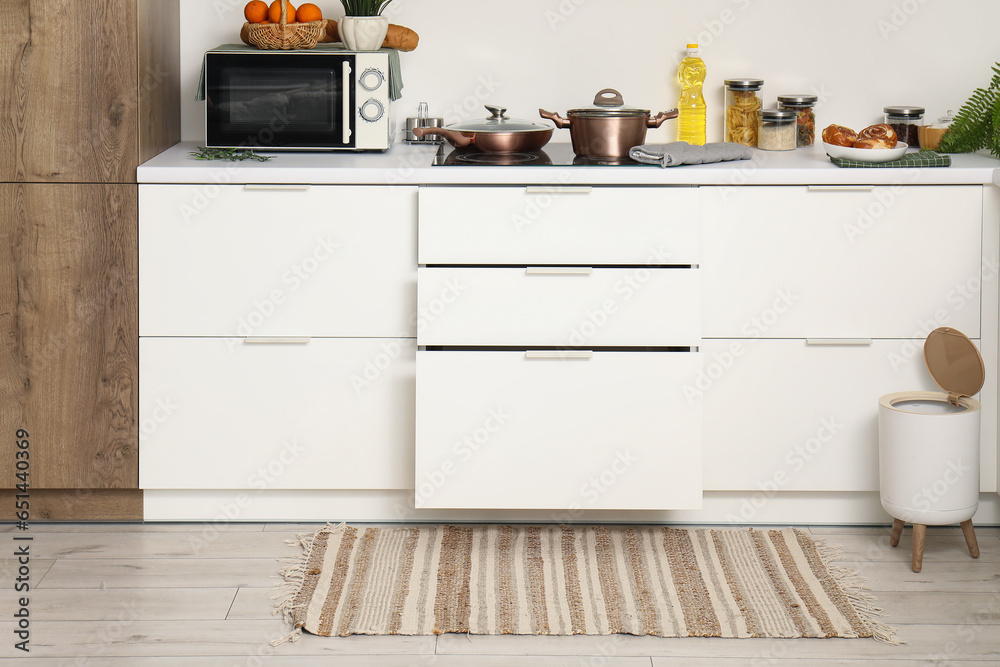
[244,185,312,192]
[525,267,593,275]
[243,337,312,345]
[524,186,593,194]
[805,338,873,346]
[806,186,876,192]
[525,350,593,360]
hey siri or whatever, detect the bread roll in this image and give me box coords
[822,124,858,147]
[326,20,418,51]
[852,136,895,149]
[858,123,898,147]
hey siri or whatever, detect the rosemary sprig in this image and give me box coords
[189,146,274,162]
[340,0,395,17]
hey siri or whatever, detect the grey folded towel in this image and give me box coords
[629,141,753,167]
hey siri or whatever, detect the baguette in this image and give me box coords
[325,20,419,51]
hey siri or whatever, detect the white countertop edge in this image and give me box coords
[138,141,1000,186]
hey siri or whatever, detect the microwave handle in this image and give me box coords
[342,60,352,145]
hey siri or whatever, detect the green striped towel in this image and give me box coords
[829,150,951,168]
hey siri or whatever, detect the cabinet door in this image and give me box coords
[415,350,702,510]
[0,0,139,182]
[0,184,138,489]
[702,186,983,338]
[418,267,701,347]
[139,185,418,337]
[139,337,413,490]
[700,338,965,492]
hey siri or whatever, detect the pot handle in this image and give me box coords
[412,126,474,147]
[647,109,680,128]
[539,109,571,129]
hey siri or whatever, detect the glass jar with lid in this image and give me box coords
[757,109,797,151]
[777,94,818,147]
[884,106,924,147]
[724,78,764,146]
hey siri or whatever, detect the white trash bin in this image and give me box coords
[878,327,983,572]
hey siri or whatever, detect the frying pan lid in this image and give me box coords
[448,105,553,133]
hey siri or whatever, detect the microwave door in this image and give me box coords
[206,53,354,149]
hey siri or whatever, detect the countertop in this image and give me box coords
[138,141,1000,186]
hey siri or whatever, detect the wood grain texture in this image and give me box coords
[0,0,139,182]
[0,489,141,520]
[0,183,138,490]
[137,0,181,164]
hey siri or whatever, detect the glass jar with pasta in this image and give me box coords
[724,78,764,146]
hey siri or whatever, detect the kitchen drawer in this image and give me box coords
[417,267,700,346]
[139,185,417,337]
[419,186,700,265]
[702,185,982,338]
[415,350,702,510]
[139,337,413,490]
[700,338,981,493]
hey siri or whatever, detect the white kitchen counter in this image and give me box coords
[139,141,1000,186]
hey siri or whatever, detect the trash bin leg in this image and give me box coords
[890,518,904,547]
[912,524,926,573]
[960,520,980,559]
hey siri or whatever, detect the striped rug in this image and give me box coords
[273,524,898,644]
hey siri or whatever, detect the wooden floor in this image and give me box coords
[1,522,998,665]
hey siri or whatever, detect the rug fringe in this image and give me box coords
[270,522,344,645]
[808,532,905,646]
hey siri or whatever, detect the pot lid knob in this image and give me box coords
[485,105,508,120]
[593,88,625,107]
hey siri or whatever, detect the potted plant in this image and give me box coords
[339,0,395,51]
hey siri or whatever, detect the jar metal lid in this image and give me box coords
[777,94,818,106]
[760,108,797,121]
[884,105,925,117]
[724,78,764,90]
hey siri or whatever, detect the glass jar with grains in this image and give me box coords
[884,106,924,146]
[757,109,797,151]
[724,78,764,146]
[777,94,818,147]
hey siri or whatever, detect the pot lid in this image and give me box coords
[448,105,553,133]
[923,327,985,401]
[567,88,650,118]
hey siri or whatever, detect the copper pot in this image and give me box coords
[540,89,678,159]
[412,105,553,153]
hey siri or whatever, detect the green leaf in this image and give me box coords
[937,62,1000,156]
[188,147,274,162]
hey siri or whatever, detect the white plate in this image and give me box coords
[823,141,908,163]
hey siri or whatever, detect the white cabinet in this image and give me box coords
[139,185,417,338]
[415,350,702,510]
[700,185,986,493]
[702,186,982,338]
[138,185,418,495]
[140,337,413,490]
[415,186,703,510]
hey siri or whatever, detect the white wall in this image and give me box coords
[182,0,1000,144]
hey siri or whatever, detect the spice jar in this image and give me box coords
[777,94,818,147]
[757,109,797,151]
[724,78,764,146]
[884,106,924,147]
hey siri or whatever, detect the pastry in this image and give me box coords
[822,124,859,147]
[852,136,895,149]
[857,123,898,148]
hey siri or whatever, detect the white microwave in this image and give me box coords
[204,47,391,151]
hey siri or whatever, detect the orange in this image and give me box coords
[268,0,296,23]
[244,0,268,23]
[296,3,322,22]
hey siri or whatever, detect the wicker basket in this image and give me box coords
[244,0,326,50]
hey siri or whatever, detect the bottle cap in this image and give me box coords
[687,43,698,49]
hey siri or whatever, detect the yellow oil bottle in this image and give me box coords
[677,44,707,145]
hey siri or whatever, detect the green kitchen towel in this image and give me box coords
[196,44,403,102]
[829,150,951,168]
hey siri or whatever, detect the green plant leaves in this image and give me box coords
[340,0,395,16]
[937,63,1000,158]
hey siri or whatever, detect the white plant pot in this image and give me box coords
[339,16,388,51]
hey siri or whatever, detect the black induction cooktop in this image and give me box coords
[431,143,646,167]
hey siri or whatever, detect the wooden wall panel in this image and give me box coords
[0,489,142,521]
[0,0,140,183]
[138,0,181,164]
[0,183,138,489]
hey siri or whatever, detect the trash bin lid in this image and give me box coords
[924,327,985,402]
